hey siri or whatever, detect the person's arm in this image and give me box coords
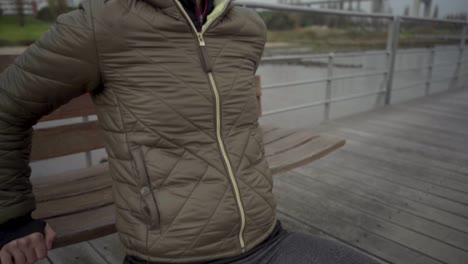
[0,0,100,262]
[251,10,267,74]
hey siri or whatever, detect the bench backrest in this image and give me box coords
[31,76,263,162]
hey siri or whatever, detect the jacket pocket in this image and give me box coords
[251,120,265,157]
[133,146,161,231]
[251,120,263,143]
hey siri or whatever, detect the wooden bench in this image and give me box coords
[25,76,345,248]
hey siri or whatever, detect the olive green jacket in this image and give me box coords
[0,0,277,262]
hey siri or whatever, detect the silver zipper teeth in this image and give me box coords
[172,0,246,254]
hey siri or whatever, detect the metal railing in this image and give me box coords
[235,1,468,122]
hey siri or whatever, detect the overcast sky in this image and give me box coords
[261,0,468,17]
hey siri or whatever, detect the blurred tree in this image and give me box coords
[404,5,410,16]
[432,5,439,19]
[15,0,25,27]
[258,11,295,30]
[47,0,67,19]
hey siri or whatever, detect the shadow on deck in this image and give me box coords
[39,89,468,264]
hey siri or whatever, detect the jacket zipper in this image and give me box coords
[173,0,246,254]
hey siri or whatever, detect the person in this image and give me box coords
[0,0,380,263]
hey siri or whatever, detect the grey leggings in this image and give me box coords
[123,226,379,264]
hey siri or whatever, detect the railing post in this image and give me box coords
[324,52,334,121]
[450,25,467,90]
[384,16,401,105]
[425,47,435,96]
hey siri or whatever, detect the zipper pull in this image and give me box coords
[197,33,206,46]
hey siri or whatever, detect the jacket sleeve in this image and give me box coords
[0,1,101,224]
[250,10,267,74]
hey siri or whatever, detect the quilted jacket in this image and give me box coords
[0,0,277,262]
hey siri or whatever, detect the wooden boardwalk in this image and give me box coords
[37,89,468,264]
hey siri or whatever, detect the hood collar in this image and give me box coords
[143,0,233,22]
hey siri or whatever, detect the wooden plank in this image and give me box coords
[276,172,468,263]
[32,163,108,186]
[47,242,108,264]
[276,211,323,236]
[325,111,468,155]
[437,98,468,108]
[436,101,468,112]
[268,134,345,175]
[265,130,319,157]
[33,164,111,202]
[370,114,468,139]
[316,149,468,201]
[309,140,468,218]
[408,104,468,118]
[261,126,278,135]
[396,105,468,123]
[273,176,442,264]
[334,127,468,176]
[31,121,105,161]
[33,187,113,219]
[354,119,468,156]
[294,164,468,234]
[377,108,468,135]
[89,234,126,264]
[262,127,296,145]
[46,205,116,248]
[287,168,468,252]
[330,129,468,180]
[40,94,95,122]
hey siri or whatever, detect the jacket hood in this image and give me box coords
[142,0,233,22]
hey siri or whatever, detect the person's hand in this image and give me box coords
[0,224,55,264]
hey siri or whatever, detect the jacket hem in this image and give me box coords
[244,215,278,253]
[123,216,278,263]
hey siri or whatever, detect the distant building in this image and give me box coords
[1,0,80,16]
[278,0,387,13]
[36,0,81,9]
[0,0,35,15]
[279,0,303,3]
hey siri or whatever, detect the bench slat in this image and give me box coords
[46,205,116,248]
[33,187,113,220]
[32,163,108,186]
[40,94,95,122]
[263,127,296,145]
[31,121,105,161]
[32,129,343,201]
[268,134,346,175]
[261,126,278,135]
[33,164,110,202]
[33,127,345,248]
[34,172,111,204]
[265,130,320,157]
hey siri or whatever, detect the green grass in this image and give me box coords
[0,15,51,46]
[265,26,459,52]
[266,26,389,51]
